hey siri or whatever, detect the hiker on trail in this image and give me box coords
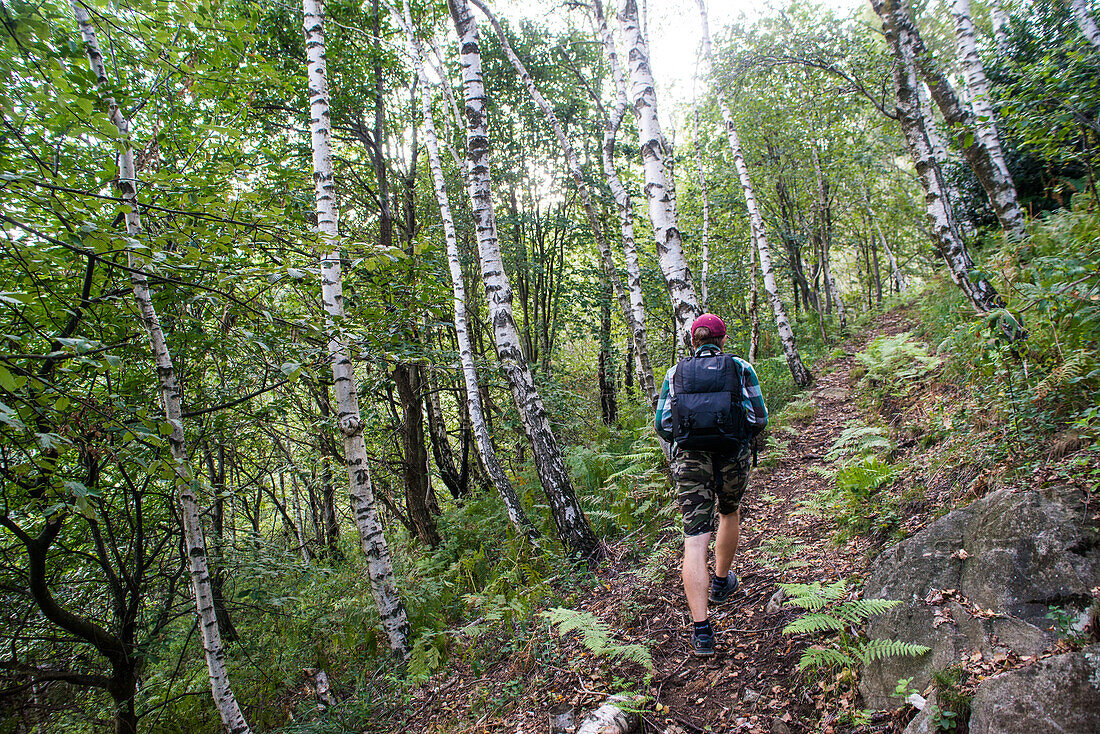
[654,314,768,657]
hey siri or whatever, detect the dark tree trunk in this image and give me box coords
[598,280,617,425]
[424,366,467,500]
[203,443,238,643]
[393,362,441,547]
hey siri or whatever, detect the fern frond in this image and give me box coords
[857,638,931,664]
[783,613,847,634]
[543,608,654,672]
[798,646,854,671]
[1035,349,1093,398]
[834,599,901,623]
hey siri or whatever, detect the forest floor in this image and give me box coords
[365,306,1097,734]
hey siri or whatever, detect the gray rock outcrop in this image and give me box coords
[859,485,1099,709]
[968,644,1100,733]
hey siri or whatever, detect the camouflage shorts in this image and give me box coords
[671,446,752,536]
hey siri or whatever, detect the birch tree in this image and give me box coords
[696,0,813,386]
[1071,0,1100,49]
[467,0,656,408]
[692,98,712,312]
[950,0,1018,232]
[592,0,657,405]
[616,0,701,346]
[990,0,1011,49]
[302,0,410,656]
[812,150,848,331]
[872,0,1007,313]
[876,0,1026,239]
[70,4,252,731]
[447,0,602,562]
[387,0,538,540]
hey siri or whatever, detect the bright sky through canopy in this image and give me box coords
[496,0,862,132]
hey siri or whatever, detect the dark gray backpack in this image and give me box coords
[670,353,749,453]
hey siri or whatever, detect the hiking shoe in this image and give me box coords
[691,628,716,657]
[709,573,739,604]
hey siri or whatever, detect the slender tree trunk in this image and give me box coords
[812,150,847,331]
[423,367,466,500]
[593,0,657,405]
[71,6,251,730]
[875,0,1007,313]
[202,444,240,642]
[775,169,817,312]
[871,231,883,306]
[916,81,974,239]
[879,219,905,293]
[391,0,540,541]
[950,0,1017,232]
[448,0,601,560]
[876,0,1026,239]
[617,0,701,347]
[303,0,409,656]
[312,382,342,557]
[471,0,653,402]
[392,362,441,547]
[1071,0,1100,50]
[697,0,812,386]
[693,101,711,311]
[287,470,313,564]
[448,0,602,561]
[990,0,1010,49]
[598,281,618,425]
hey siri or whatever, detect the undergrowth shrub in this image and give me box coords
[567,420,672,540]
[798,425,904,541]
[776,392,817,425]
[853,331,941,406]
[923,203,1100,461]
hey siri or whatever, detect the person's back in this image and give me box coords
[654,314,767,656]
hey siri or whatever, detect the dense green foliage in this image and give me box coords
[0,0,1098,730]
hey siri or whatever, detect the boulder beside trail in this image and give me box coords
[968,644,1100,733]
[859,485,1100,710]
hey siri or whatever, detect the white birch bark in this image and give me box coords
[692,100,711,312]
[388,0,538,541]
[302,0,410,656]
[696,0,812,386]
[592,0,657,406]
[70,5,252,731]
[917,81,973,238]
[467,0,655,409]
[447,0,602,562]
[950,0,1017,232]
[616,0,701,347]
[1071,0,1100,49]
[989,0,1011,49]
[880,0,1026,239]
[875,0,1007,313]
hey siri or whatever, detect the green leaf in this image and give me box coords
[0,364,17,392]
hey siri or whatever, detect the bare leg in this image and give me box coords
[682,532,712,622]
[713,509,740,579]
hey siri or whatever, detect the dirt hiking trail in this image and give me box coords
[395,310,916,734]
